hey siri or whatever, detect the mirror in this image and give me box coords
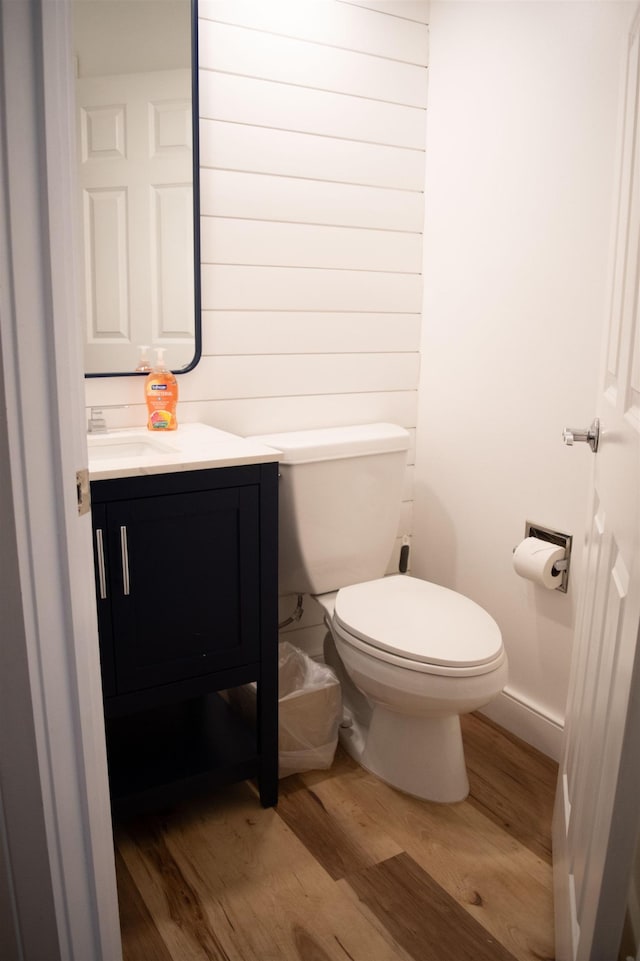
[73,0,201,378]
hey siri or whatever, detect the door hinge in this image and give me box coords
[76,468,90,516]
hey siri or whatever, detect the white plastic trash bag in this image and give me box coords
[229,641,342,778]
[277,641,342,777]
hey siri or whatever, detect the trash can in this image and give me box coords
[228,641,342,778]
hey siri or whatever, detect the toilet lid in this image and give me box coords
[333,576,503,668]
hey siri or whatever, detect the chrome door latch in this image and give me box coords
[76,468,90,515]
[562,417,600,453]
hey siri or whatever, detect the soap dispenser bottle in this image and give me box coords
[145,348,178,431]
[135,344,152,373]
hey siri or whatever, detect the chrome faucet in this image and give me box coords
[87,405,129,434]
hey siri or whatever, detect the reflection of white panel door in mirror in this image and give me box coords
[78,69,194,375]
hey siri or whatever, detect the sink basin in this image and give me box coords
[86,423,281,481]
[87,432,179,462]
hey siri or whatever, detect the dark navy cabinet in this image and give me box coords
[90,462,279,812]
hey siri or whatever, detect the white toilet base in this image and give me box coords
[339,705,470,803]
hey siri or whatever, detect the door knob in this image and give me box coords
[562,417,600,453]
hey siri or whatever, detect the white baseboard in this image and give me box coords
[479,686,564,762]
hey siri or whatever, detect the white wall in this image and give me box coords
[413,0,631,757]
[85,0,429,654]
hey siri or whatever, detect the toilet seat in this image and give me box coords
[333,575,505,678]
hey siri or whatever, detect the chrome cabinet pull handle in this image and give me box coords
[120,525,130,595]
[95,528,107,600]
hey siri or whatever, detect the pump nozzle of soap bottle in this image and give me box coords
[135,345,152,373]
[153,347,168,370]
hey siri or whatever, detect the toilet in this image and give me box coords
[252,423,508,802]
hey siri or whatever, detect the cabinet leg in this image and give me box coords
[259,770,278,807]
[258,712,278,806]
[257,674,278,807]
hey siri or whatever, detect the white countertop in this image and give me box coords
[88,422,281,481]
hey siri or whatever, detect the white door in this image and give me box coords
[553,8,640,960]
[77,69,194,374]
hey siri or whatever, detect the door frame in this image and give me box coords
[0,0,121,957]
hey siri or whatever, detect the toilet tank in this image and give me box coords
[250,423,410,596]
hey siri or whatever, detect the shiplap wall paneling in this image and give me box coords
[81,387,421,436]
[198,19,428,106]
[205,313,422,356]
[197,0,428,432]
[184,391,419,437]
[199,72,425,146]
[201,220,422,273]
[200,266,422,312]
[345,2,430,26]
[199,169,424,229]
[198,0,428,62]
[183,353,420,401]
[199,122,426,189]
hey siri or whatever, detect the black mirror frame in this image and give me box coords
[85,0,202,379]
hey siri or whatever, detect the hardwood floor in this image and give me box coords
[114,713,558,961]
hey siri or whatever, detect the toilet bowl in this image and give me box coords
[317,575,507,802]
[248,423,508,803]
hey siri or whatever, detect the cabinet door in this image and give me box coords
[107,485,261,693]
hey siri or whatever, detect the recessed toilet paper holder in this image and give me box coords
[521,521,572,593]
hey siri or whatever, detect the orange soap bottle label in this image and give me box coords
[145,349,178,431]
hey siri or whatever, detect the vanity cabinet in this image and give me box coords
[90,462,279,812]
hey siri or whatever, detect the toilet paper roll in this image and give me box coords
[513,537,565,589]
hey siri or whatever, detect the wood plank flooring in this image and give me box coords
[114,713,558,961]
